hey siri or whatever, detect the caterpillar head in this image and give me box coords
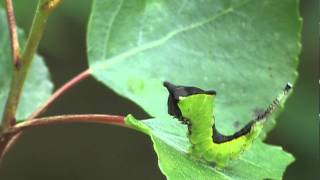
[163,81,216,121]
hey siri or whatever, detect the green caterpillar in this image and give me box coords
[163,81,292,167]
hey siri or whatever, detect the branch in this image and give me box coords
[0,114,126,160]
[0,132,19,161]
[13,114,127,134]
[4,0,20,68]
[1,69,90,161]
[42,0,62,13]
[1,0,62,129]
[29,69,91,119]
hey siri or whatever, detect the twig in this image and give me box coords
[29,69,91,119]
[1,0,62,129]
[4,0,20,68]
[14,114,126,133]
[0,114,126,160]
[1,69,90,161]
[42,0,61,13]
[0,132,19,161]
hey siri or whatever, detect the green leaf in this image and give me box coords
[0,9,53,121]
[125,115,294,180]
[87,0,301,136]
[87,0,300,178]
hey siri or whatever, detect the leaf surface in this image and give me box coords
[125,115,294,180]
[87,0,301,135]
[87,0,301,179]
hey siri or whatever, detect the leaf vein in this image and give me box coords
[239,156,273,175]
[102,0,125,59]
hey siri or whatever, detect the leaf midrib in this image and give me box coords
[238,156,275,177]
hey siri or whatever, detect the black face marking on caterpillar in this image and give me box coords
[163,81,216,121]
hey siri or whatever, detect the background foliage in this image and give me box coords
[0,0,318,179]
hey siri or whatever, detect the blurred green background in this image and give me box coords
[0,0,318,179]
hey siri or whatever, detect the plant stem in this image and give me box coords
[4,0,20,68]
[0,132,17,160]
[13,114,127,133]
[1,69,90,160]
[29,69,91,119]
[1,0,62,129]
[0,114,126,160]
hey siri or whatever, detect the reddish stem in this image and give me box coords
[14,114,126,132]
[0,114,126,161]
[4,0,20,68]
[29,69,91,119]
[1,69,91,161]
[0,132,19,161]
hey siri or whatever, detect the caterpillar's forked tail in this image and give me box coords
[212,83,293,143]
[255,83,292,121]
